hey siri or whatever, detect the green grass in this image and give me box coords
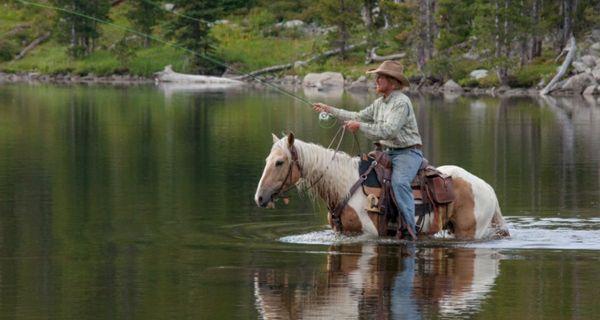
[213,23,318,73]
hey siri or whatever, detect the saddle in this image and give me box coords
[358,150,455,237]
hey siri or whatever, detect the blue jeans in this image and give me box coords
[387,148,423,236]
[391,244,419,319]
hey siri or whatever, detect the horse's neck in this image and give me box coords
[295,142,359,208]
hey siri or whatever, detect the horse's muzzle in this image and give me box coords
[255,192,274,208]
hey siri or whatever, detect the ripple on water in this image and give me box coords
[279,217,600,250]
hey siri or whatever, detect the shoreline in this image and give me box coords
[0,71,593,98]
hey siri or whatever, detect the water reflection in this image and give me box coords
[254,245,502,319]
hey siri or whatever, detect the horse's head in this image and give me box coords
[254,133,302,207]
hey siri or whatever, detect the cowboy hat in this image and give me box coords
[366,60,409,87]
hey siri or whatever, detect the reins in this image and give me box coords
[270,126,348,203]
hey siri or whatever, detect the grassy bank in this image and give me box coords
[0,3,559,87]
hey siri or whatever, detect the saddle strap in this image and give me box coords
[330,160,378,232]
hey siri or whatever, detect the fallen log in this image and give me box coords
[4,24,30,37]
[364,47,406,64]
[540,36,576,96]
[154,65,245,86]
[14,32,51,60]
[238,40,367,80]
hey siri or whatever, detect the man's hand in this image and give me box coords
[312,102,332,113]
[344,120,360,133]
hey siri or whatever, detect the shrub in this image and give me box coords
[458,77,479,87]
[510,63,558,88]
[477,74,500,88]
[0,39,17,62]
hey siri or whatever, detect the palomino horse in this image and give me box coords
[254,133,510,239]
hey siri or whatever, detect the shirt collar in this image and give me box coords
[382,90,402,103]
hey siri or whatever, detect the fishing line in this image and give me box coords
[16,0,337,127]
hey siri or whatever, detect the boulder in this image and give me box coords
[347,76,369,92]
[442,79,463,93]
[469,69,489,80]
[581,55,597,68]
[583,85,598,96]
[572,61,589,73]
[302,72,344,90]
[591,65,600,81]
[275,20,305,29]
[591,42,600,53]
[561,73,596,94]
[592,29,600,42]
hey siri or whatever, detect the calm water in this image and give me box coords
[0,83,599,319]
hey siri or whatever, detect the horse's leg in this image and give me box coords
[328,206,364,235]
[448,177,477,239]
[491,205,511,237]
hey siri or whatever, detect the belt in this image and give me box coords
[383,144,422,151]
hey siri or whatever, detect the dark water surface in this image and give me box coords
[0,83,599,319]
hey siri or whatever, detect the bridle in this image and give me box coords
[270,144,303,202]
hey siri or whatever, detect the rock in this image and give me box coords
[583,85,598,96]
[581,55,597,68]
[302,72,344,90]
[442,79,463,93]
[347,77,369,92]
[469,69,488,80]
[561,73,596,94]
[572,61,589,73]
[164,3,174,11]
[275,20,305,29]
[293,61,307,70]
[592,29,600,42]
[591,66,600,81]
[591,42,600,52]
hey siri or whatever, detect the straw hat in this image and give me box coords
[366,60,409,87]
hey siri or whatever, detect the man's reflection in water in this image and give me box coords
[254,244,501,319]
[391,244,419,320]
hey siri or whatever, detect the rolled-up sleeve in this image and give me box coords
[329,102,375,122]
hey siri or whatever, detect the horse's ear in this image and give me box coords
[272,133,279,143]
[287,132,295,147]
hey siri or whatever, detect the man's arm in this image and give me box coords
[359,100,409,140]
[313,102,375,122]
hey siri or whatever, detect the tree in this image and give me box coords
[165,1,223,74]
[52,0,111,57]
[126,0,164,47]
[319,0,362,60]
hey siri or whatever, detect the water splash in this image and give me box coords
[280,217,600,250]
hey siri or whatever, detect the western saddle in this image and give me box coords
[330,150,455,238]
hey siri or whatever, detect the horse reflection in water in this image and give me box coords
[254,245,501,319]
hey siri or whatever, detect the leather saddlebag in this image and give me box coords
[424,169,455,204]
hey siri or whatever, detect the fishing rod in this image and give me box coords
[16,0,337,126]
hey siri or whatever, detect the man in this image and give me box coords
[313,60,423,240]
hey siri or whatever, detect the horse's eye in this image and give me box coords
[275,160,284,167]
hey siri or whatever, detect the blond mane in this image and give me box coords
[273,138,360,208]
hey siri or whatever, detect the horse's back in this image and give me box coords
[436,165,502,238]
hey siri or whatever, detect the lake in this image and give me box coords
[0,83,599,319]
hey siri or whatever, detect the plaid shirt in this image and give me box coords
[328,90,422,148]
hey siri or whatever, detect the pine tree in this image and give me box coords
[52,0,110,58]
[319,0,362,60]
[165,1,223,74]
[126,0,164,47]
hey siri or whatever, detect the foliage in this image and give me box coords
[0,39,18,62]
[52,0,111,57]
[126,0,163,47]
[509,62,558,88]
[435,0,476,51]
[165,0,223,74]
[110,34,137,70]
[477,74,500,88]
[317,0,363,60]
